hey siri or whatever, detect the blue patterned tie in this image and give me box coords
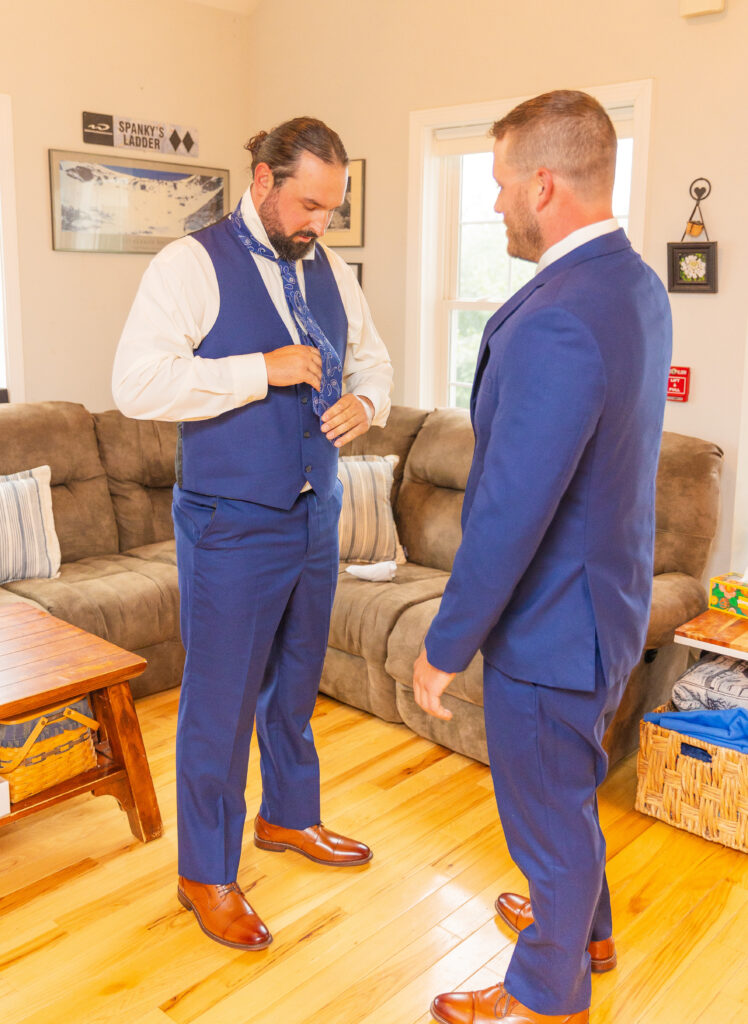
[228,202,343,416]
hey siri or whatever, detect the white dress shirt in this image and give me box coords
[113,187,393,424]
[535,218,620,275]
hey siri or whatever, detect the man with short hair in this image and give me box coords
[114,117,392,950]
[414,91,671,1023]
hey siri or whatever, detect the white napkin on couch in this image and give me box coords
[345,560,398,582]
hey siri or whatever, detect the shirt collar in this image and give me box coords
[240,186,317,262]
[535,218,620,274]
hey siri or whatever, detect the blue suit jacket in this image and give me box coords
[425,230,672,691]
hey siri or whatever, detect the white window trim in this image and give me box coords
[0,94,25,400]
[405,79,654,408]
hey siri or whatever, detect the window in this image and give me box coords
[0,94,24,401]
[405,82,653,409]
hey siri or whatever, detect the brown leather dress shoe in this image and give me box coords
[495,893,617,973]
[177,877,272,951]
[430,982,589,1023]
[253,814,372,865]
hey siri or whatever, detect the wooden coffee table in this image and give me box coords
[674,608,748,663]
[0,604,162,841]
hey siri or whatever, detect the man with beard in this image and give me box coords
[413,91,671,1023]
[114,117,392,950]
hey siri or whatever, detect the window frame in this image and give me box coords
[0,93,25,400]
[405,80,653,409]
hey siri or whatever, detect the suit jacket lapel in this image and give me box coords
[470,229,631,419]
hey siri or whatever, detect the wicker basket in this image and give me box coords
[0,697,100,803]
[635,702,748,853]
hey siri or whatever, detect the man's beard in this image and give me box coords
[504,194,543,263]
[259,188,317,261]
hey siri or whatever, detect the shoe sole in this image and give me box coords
[495,902,617,973]
[429,1000,451,1024]
[177,889,273,951]
[253,834,373,866]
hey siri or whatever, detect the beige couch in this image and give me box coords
[0,401,723,767]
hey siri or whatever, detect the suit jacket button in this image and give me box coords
[301,396,309,404]
[305,465,312,473]
[304,431,311,438]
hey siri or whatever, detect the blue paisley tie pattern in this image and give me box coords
[228,202,343,416]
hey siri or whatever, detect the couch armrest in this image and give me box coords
[645,572,707,649]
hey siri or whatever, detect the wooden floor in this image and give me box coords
[1,690,747,1024]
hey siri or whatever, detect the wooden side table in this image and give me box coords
[674,608,748,663]
[0,604,162,842]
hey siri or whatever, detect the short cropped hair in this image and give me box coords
[245,116,348,187]
[491,90,617,196]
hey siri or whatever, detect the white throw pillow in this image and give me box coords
[337,455,406,564]
[0,466,62,584]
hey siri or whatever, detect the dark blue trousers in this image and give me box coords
[484,652,626,1015]
[173,483,342,883]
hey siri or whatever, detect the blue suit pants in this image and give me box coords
[484,653,626,1014]
[172,483,342,883]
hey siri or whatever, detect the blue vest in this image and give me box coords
[179,217,348,509]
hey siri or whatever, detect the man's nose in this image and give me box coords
[311,211,330,236]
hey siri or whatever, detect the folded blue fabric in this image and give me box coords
[643,708,748,754]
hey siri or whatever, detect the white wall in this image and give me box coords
[1,0,746,579]
[245,0,748,578]
[0,0,254,411]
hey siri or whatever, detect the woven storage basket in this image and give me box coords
[0,697,99,803]
[635,702,748,853]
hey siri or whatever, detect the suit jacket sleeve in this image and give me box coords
[424,307,606,674]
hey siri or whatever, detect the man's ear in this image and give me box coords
[253,161,275,201]
[535,168,554,212]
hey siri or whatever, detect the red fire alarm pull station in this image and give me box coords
[667,366,691,402]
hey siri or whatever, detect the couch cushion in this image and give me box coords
[0,402,118,562]
[125,540,177,565]
[655,432,723,579]
[386,596,483,706]
[396,408,473,571]
[2,554,180,653]
[330,562,449,663]
[93,410,178,553]
[341,405,429,505]
[0,466,61,583]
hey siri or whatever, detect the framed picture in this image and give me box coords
[347,262,363,286]
[49,149,229,254]
[667,241,718,293]
[324,158,365,247]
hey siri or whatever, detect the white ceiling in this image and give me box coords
[185,0,261,15]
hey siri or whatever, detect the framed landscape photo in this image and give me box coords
[667,241,718,294]
[49,149,229,254]
[324,158,365,247]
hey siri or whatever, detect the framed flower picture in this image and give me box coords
[667,241,718,293]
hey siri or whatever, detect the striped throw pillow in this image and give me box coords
[0,466,61,584]
[338,455,405,564]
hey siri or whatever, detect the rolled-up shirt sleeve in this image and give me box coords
[112,237,268,422]
[325,252,393,426]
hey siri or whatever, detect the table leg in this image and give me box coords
[91,681,163,842]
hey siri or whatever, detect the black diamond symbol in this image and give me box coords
[183,132,194,153]
[170,129,181,151]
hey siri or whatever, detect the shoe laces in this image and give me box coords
[216,882,241,898]
[491,986,512,1019]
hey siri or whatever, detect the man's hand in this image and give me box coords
[264,346,322,391]
[413,649,456,721]
[321,394,373,448]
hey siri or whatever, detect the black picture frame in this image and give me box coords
[667,241,718,293]
[347,262,363,286]
[324,159,365,247]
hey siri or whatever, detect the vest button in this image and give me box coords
[301,396,309,404]
[305,464,312,473]
[303,431,311,439]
